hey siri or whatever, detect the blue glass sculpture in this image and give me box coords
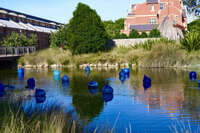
[88,88,98,95]
[143,75,151,89]
[88,81,98,89]
[102,84,113,94]
[85,66,91,76]
[122,68,130,78]
[189,71,197,81]
[36,96,46,104]
[27,78,35,90]
[35,88,46,97]
[119,70,126,83]
[102,93,113,103]
[0,83,5,97]
[198,80,200,87]
[53,69,60,81]
[62,75,69,84]
[4,85,15,90]
[18,67,24,79]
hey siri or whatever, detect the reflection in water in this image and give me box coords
[1,68,200,132]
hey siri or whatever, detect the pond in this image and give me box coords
[0,68,200,133]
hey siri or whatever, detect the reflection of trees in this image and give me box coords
[70,70,113,121]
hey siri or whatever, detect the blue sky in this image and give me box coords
[0,0,145,24]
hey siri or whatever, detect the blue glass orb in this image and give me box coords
[102,93,113,103]
[102,85,113,94]
[0,83,4,92]
[53,70,60,81]
[18,67,24,78]
[143,75,151,89]
[189,71,197,81]
[88,81,98,89]
[62,75,69,84]
[35,96,46,104]
[35,88,46,97]
[88,88,98,95]
[27,78,35,90]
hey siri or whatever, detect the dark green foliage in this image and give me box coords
[2,32,37,47]
[188,19,200,32]
[129,29,140,38]
[180,31,200,52]
[149,28,161,38]
[67,3,109,54]
[50,25,68,48]
[140,32,148,38]
[114,33,128,39]
[103,18,125,39]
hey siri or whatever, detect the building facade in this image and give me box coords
[121,0,187,35]
[0,7,62,49]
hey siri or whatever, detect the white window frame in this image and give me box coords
[149,18,156,24]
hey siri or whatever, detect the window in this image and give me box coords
[175,15,179,22]
[160,3,164,10]
[151,4,154,11]
[149,18,156,24]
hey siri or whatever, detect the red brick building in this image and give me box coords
[121,0,187,35]
[0,7,63,49]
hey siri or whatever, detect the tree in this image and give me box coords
[188,19,200,32]
[67,3,109,54]
[140,32,148,38]
[149,28,161,38]
[129,29,140,38]
[182,0,200,22]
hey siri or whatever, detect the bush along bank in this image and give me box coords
[18,38,200,69]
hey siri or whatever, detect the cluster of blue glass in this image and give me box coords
[18,67,24,80]
[0,83,5,97]
[85,66,91,76]
[119,68,130,83]
[189,71,197,81]
[35,88,46,103]
[143,75,152,90]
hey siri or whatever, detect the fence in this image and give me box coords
[0,46,36,57]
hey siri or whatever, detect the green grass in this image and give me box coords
[18,38,200,68]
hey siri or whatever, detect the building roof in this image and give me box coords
[146,0,158,4]
[130,24,158,31]
[0,7,63,25]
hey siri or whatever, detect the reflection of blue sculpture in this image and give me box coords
[198,80,200,87]
[4,85,15,90]
[85,66,91,76]
[0,83,5,97]
[102,93,113,103]
[53,70,60,81]
[119,70,126,83]
[189,71,197,81]
[88,88,98,95]
[143,75,151,90]
[122,68,130,78]
[35,89,46,104]
[62,75,69,85]
[88,81,98,89]
[102,85,113,94]
[27,78,35,90]
[18,67,24,79]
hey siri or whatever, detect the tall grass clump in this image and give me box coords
[180,31,200,52]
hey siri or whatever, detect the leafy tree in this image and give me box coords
[188,19,200,32]
[182,0,200,21]
[129,29,140,38]
[140,32,148,38]
[50,25,68,48]
[149,28,161,38]
[2,32,37,47]
[67,3,109,54]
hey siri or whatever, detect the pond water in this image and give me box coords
[1,68,200,133]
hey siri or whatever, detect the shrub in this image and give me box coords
[67,3,109,54]
[140,32,148,38]
[114,33,128,39]
[180,31,200,52]
[2,32,37,47]
[129,29,140,38]
[149,28,160,38]
[188,19,200,33]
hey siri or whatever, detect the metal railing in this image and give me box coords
[0,46,36,57]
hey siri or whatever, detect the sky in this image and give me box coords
[0,0,145,24]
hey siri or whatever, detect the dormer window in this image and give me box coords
[151,4,154,11]
[160,3,164,10]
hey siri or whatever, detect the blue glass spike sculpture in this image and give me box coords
[119,70,126,83]
[27,78,35,90]
[18,67,24,79]
[102,85,113,94]
[88,88,98,95]
[189,71,197,81]
[53,69,60,81]
[0,83,5,97]
[102,93,113,103]
[85,66,91,76]
[122,68,130,78]
[88,81,98,89]
[62,75,69,84]
[143,75,151,89]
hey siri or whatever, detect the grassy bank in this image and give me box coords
[18,39,200,68]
